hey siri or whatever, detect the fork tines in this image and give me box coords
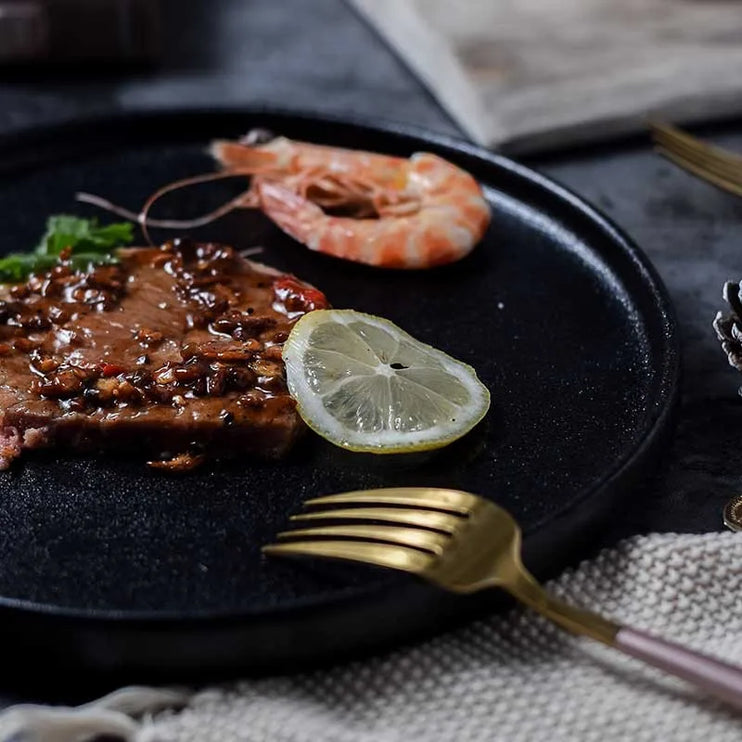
[649,120,742,197]
[262,487,476,573]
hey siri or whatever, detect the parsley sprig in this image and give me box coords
[0,215,134,282]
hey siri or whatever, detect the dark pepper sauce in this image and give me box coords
[0,239,329,414]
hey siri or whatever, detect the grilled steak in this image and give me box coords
[0,239,329,470]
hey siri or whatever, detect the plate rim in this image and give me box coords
[0,106,680,625]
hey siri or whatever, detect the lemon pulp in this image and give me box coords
[282,309,490,453]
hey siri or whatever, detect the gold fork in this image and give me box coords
[649,121,742,198]
[264,487,742,709]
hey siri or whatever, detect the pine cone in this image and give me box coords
[713,281,742,372]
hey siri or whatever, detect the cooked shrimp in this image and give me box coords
[77,133,492,270]
[211,137,491,269]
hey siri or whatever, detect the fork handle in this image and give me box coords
[507,575,742,709]
[615,627,742,709]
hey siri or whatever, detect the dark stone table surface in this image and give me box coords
[533,133,742,538]
[1,0,740,703]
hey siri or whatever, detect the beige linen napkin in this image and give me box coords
[349,0,742,153]
[1,532,740,741]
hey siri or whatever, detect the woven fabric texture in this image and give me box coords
[2,532,741,741]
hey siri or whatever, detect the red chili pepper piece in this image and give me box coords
[100,362,126,377]
[272,276,329,315]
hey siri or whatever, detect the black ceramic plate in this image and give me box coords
[0,110,678,681]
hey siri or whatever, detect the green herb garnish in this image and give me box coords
[0,215,134,282]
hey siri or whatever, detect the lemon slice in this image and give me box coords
[283,309,490,453]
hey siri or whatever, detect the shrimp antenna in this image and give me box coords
[76,168,270,245]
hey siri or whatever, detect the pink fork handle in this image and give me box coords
[615,627,742,710]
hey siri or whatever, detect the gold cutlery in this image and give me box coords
[650,121,742,198]
[265,487,742,709]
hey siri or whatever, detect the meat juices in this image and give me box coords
[0,239,329,470]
